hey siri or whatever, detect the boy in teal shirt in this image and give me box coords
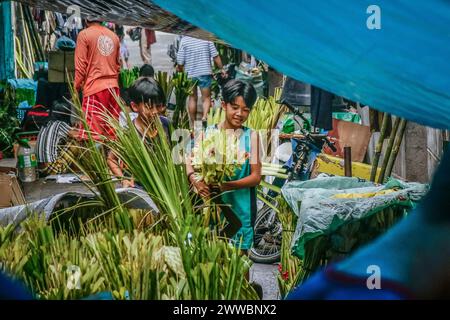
[187,79,262,251]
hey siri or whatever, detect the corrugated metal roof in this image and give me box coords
[15,0,217,40]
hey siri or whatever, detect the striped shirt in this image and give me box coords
[176,36,218,78]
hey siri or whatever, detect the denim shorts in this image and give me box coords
[191,75,213,89]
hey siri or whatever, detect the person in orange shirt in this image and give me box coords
[74,19,121,141]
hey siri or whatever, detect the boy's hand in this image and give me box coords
[209,183,223,194]
[221,68,228,79]
[122,179,135,188]
[193,180,211,198]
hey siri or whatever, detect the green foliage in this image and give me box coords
[0,86,21,156]
[172,72,196,129]
[155,71,173,105]
[0,88,261,300]
[119,67,140,89]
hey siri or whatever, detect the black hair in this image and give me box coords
[128,77,165,106]
[115,25,125,38]
[222,79,257,109]
[139,64,155,78]
[85,18,101,24]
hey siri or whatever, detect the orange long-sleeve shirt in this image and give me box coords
[75,24,121,97]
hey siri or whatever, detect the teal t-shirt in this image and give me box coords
[216,126,256,250]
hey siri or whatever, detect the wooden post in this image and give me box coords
[370,113,390,181]
[385,119,408,180]
[378,116,401,184]
[344,146,352,177]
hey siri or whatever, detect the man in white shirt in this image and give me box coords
[176,36,224,127]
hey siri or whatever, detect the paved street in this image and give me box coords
[125,30,176,74]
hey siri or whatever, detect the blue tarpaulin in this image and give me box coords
[9,0,450,128]
[154,0,450,129]
[0,1,14,80]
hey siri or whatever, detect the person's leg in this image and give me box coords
[139,29,145,63]
[78,93,103,141]
[198,75,213,121]
[146,44,152,65]
[83,88,120,141]
[139,29,151,64]
[188,84,198,128]
[102,88,121,139]
[200,87,212,121]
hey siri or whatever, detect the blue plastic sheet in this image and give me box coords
[6,78,37,91]
[0,2,14,80]
[154,0,450,129]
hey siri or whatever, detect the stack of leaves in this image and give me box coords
[244,88,284,131]
[0,213,258,300]
[119,67,140,89]
[172,72,196,129]
[0,83,25,156]
[191,129,246,185]
[154,71,173,105]
[207,107,225,127]
[0,215,185,300]
[103,103,260,300]
[275,196,302,299]
[0,87,260,300]
[106,107,192,228]
[296,206,407,284]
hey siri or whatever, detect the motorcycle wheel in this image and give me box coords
[249,204,282,264]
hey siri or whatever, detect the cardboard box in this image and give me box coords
[0,173,26,208]
[323,119,372,163]
[0,158,17,175]
[48,51,75,83]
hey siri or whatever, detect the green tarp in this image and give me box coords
[281,176,428,259]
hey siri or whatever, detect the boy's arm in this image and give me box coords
[74,32,88,92]
[186,133,211,198]
[107,150,134,188]
[221,131,261,191]
[116,36,121,74]
[210,42,224,71]
[213,55,223,70]
[176,40,185,72]
[187,160,211,198]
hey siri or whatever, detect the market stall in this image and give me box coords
[0,0,448,301]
